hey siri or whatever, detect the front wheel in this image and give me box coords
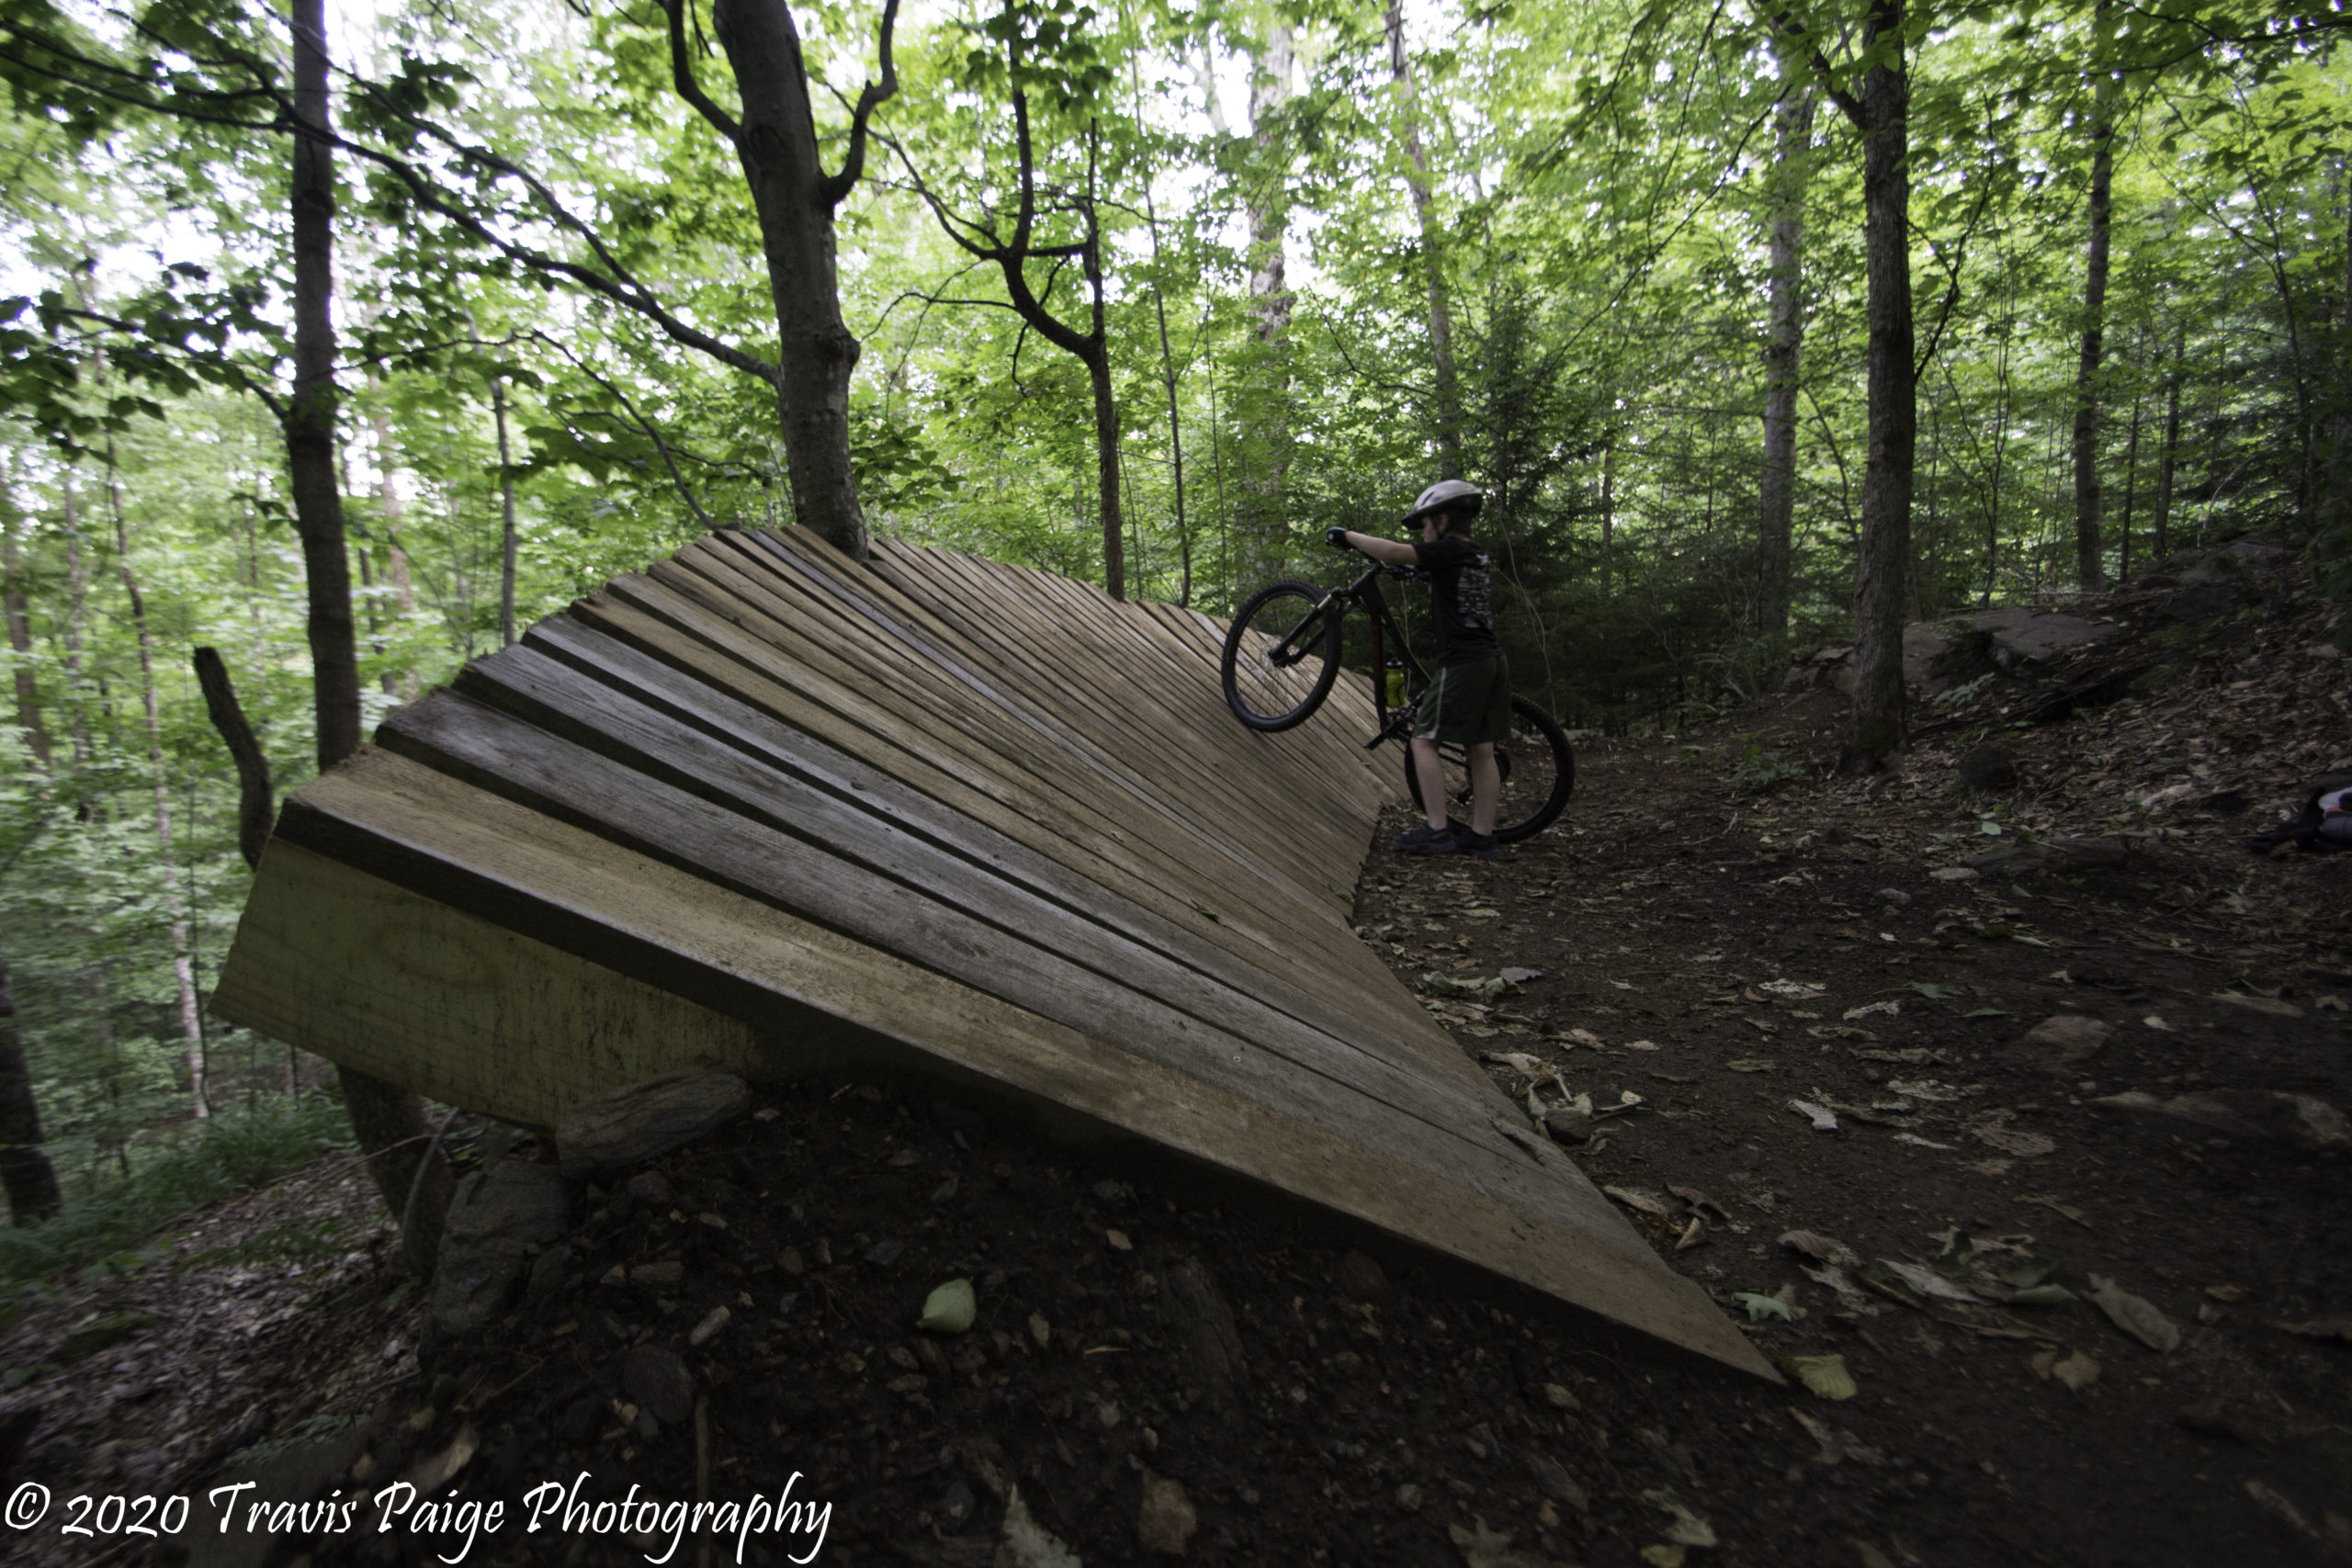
[1221,580,1342,731]
[1403,694,1575,843]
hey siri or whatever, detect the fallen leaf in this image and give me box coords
[1626,1038,1664,1051]
[1669,1185,1732,1221]
[1449,1517,1547,1568]
[2086,1275,2180,1352]
[1759,979,1826,997]
[917,1278,977,1334]
[1726,1058,1778,1072]
[1603,1186,1674,1218]
[1894,1133,1958,1150]
[1105,1229,1133,1252]
[1499,966,1544,984]
[1780,1353,1858,1400]
[2274,1317,2352,1344]
[2212,991,2304,1019]
[999,1487,1083,1568]
[1642,1489,1717,1548]
[1844,1000,1901,1021]
[1639,1548,1687,1568]
[1735,1292,1794,1322]
[2205,1283,2248,1303]
[1480,1049,1550,1076]
[1789,1100,1840,1133]
[2051,1351,2100,1391]
[2025,1194,2091,1227]
[1972,1121,2056,1157]
[1875,1259,1984,1303]
[1909,981,1967,1000]
[1778,1230,1860,1266]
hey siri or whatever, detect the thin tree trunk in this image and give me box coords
[0,941,62,1224]
[2117,394,2143,581]
[2071,2,2117,590]
[494,375,518,646]
[2153,325,2183,559]
[1239,27,1294,589]
[1,460,53,772]
[290,0,447,1276]
[709,0,893,561]
[1600,439,1616,598]
[1831,0,1915,769]
[1385,2,1462,477]
[104,450,208,1118]
[1757,83,1817,635]
[2323,173,2352,538]
[366,374,417,700]
[58,476,93,784]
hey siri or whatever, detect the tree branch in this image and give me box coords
[820,0,900,208]
[666,0,741,142]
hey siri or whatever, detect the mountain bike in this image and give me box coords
[1218,560,1574,843]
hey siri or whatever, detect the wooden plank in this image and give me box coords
[216,795,1769,1376]
[734,534,1358,902]
[211,840,764,1123]
[465,630,1467,1081]
[599,561,1385,989]
[369,693,1521,1172]
[264,754,1664,1259]
[526,609,1476,1081]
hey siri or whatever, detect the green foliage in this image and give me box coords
[0,1095,353,1295]
[1729,730,1809,796]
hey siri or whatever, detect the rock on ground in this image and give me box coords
[557,1072,752,1179]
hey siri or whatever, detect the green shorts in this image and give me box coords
[1413,655,1511,746]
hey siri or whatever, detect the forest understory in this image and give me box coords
[2,552,2349,1568]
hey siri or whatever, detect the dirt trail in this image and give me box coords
[3,555,2349,1568]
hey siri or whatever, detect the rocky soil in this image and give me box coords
[2,542,2348,1568]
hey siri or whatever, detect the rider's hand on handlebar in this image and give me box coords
[1324,526,1352,550]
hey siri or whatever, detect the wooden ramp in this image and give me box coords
[212,527,1772,1378]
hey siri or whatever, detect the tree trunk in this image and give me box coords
[289,0,361,776]
[2117,394,2143,581]
[290,0,448,1277]
[1756,83,1817,635]
[1386,3,1463,478]
[105,451,208,1119]
[2071,3,2117,591]
[1153,291,1190,606]
[712,0,874,560]
[367,374,417,700]
[1090,345,1125,598]
[494,375,519,646]
[1238,28,1294,591]
[2323,174,2352,539]
[1,460,53,773]
[2153,325,2183,559]
[1600,439,1616,598]
[194,648,276,873]
[1841,0,1916,771]
[0,940,62,1225]
[58,475,94,786]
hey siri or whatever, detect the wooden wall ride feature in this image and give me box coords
[211,527,1774,1379]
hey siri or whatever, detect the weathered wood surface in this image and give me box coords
[212,528,1772,1377]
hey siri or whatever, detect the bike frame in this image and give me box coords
[1264,559,1432,751]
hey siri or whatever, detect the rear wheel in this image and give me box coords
[1402,694,1575,843]
[1221,581,1342,731]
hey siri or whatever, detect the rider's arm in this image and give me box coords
[1332,530,1418,567]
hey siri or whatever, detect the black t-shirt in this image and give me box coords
[1413,535,1501,666]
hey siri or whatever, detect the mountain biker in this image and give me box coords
[1325,479,1506,857]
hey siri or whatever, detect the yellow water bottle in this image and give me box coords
[1384,659,1406,711]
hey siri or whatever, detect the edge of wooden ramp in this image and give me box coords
[212,527,1776,1381]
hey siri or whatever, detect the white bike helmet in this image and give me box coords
[1402,478,1485,525]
